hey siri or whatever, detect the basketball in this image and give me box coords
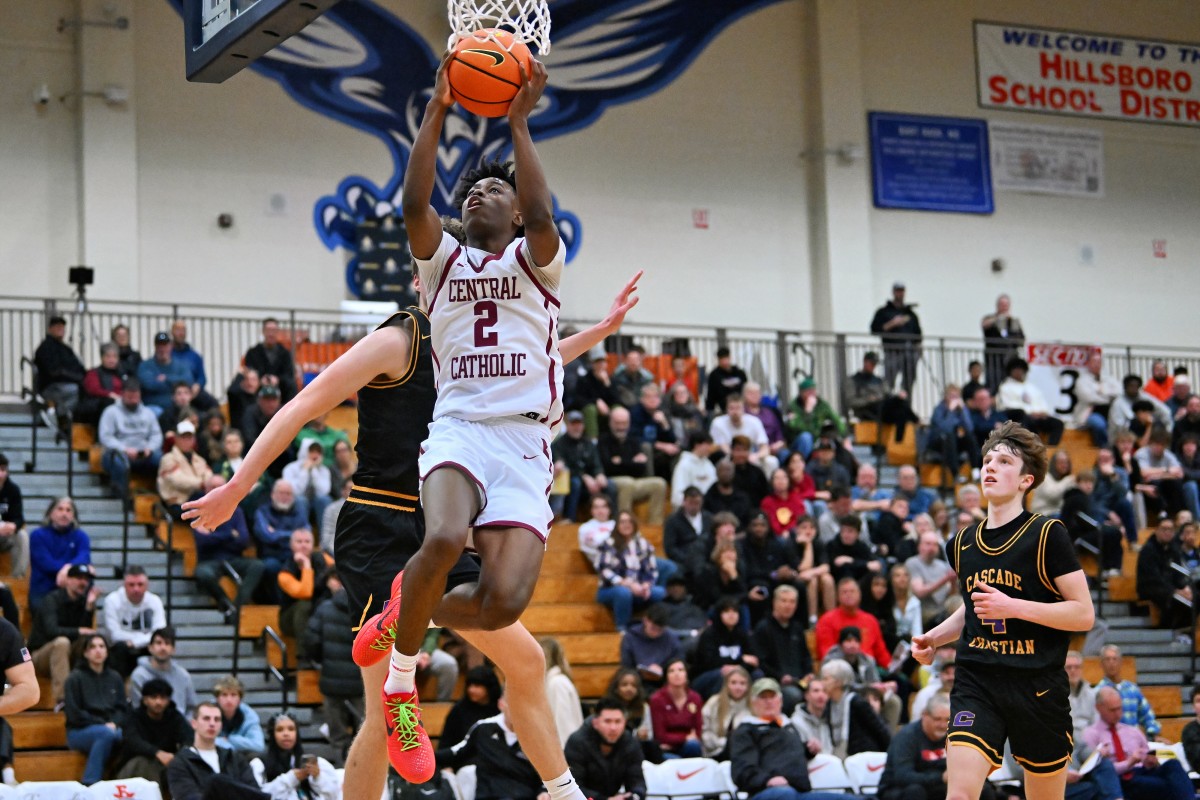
[447,29,533,118]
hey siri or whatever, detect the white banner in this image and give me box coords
[975,21,1200,128]
[989,121,1103,197]
[1025,342,1100,422]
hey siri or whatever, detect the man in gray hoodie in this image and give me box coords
[129,627,198,715]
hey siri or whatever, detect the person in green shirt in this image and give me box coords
[786,378,846,458]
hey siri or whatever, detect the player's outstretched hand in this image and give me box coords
[508,59,547,123]
[433,51,454,108]
[597,270,643,337]
[181,484,238,532]
[970,581,1014,619]
[911,634,936,665]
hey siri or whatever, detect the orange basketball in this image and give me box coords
[447,29,533,118]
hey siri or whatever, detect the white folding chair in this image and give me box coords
[643,758,731,800]
[16,782,89,800]
[455,764,477,800]
[88,779,163,800]
[843,751,888,794]
[807,753,854,793]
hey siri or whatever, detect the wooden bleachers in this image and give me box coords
[13,751,87,783]
[1143,685,1183,718]
[1158,716,1189,744]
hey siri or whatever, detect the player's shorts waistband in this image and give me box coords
[434,414,551,435]
[347,483,418,512]
[955,660,1064,679]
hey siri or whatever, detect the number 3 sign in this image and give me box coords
[1025,343,1101,421]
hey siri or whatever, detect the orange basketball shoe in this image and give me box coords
[351,570,405,667]
[382,686,435,783]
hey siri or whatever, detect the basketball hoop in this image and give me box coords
[447,0,551,55]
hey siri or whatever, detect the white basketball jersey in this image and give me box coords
[417,230,565,428]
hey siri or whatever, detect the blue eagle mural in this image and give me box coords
[170,0,789,300]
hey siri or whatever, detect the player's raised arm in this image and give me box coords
[402,53,455,260]
[181,326,414,530]
[559,271,642,363]
[506,59,557,268]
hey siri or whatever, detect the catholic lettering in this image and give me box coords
[450,352,528,380]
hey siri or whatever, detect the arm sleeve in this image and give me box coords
[1137,692,1160,737]
[621,737,647,797]
[564,735,602,800]
[124,720,163,759]
[887,728,943,788]
[64,675,107,727]
[413,232,457,300]
[1043,520,1083,581]
[167,757,204,800]
[229,707,266,752]
[277,566,312,599]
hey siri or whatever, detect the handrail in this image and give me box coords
[18,357,39,473]
[262,627,290,712]
[155,501,176,624]
[221,561,244,675]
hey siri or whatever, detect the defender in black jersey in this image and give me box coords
[911,421,1094,800]
[182,274,640,800]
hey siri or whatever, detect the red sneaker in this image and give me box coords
[382,686,435,783]
[352,571,406,667]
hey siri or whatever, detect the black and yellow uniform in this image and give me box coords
[334,308,481,628]
[945,511,1081,776]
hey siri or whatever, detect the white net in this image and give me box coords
[447,0,552,55]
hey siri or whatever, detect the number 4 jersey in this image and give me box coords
[417,230,565,429]
[949,511,1082,671]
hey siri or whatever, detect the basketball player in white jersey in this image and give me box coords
[181,264,639,800]
[366,54,581,785]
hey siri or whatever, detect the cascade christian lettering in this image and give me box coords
[448,276,521,302]
[963,569,1022,592]
[967,637,1037,655]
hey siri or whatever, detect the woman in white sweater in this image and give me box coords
[1030,449,1076,517]
[541,637,583,746]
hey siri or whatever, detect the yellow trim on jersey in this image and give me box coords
[1013,754,1071,775]
[1036,518,1066,597]
[954,524,973,574]
[366,310,421,388]
[947,736,1003,767]
[351,484,419,502]
[346,496,417,513]
[975,513,1039,556]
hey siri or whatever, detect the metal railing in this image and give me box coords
[7,293,1200,423]
[262,627,290,712]
[222,561,245,675]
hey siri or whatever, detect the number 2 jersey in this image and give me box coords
[949,511,1082,671]
[416,230,565,429]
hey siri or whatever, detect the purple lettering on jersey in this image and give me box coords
[952,711,975,727]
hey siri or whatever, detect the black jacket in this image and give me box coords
[753,615,812,682]
[304,590,362,699]
[877,720,945,794]
[243,344,297,400]
[597,432,649,479]
[166,746,262,800]
[0,478,24,529]
[702,485,753,527]
[841,694,892,755]
[564,719,647,800]
[553,434,605,479]
[28,588,92,651]
[437,717,543,800]
[662,509,712,568]
[121,701,193,762]
[33,336,85,390]
[691,624,758,676]
[740,534,800,590]
[1137,535,1188,605]
[730,718,811,794]
[64,665,127,730]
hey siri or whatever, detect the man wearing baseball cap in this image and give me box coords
[158,421,213,519]
[551,409,614,522]
[730,678,846,800]
[137,332,196,413]
[28,563,99,706]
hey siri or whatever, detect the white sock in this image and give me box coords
[383,650,419,695]
[545,770,585,800]
[2,766,14,786]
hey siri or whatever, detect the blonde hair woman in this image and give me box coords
[700,665,750,759]
[540,637,583,746]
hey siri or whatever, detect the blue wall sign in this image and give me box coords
[869,112,994,214]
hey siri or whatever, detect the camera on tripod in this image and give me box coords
[68,266,95,290]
